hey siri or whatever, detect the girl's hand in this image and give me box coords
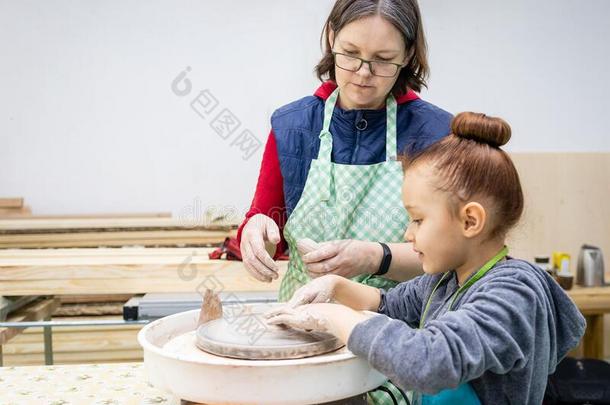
[239,214,281,283]
[284,274,341,309]
[265,304,332,334]
[263,275,340,324]
[302,240,382,279]
[265,303,376,343]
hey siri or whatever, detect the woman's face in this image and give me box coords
[330,15,407,110]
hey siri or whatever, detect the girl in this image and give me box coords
[266,112,586,404]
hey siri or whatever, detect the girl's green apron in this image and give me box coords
[278,87,410,404]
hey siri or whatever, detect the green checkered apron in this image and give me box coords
[278,87,410,405]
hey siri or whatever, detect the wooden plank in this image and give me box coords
[0,228,237,248]
[59,294,134,304]
[0,260,270,281]
[0,217,239,232]
[0,198,23,208]
[0,247,285,295]
[0,298,61,345]
[55,303,124,316]
[0,269,286,295]
[16,212,172,219]
[0,206,32,217]
[0,247,215,257]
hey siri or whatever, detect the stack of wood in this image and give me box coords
[0,215,238,249]
[0,198,31,218]
[0,247,286,366]
[0,210,266,366]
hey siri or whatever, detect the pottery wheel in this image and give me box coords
[195,303,344,360]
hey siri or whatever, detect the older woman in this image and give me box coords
[239,0,451,299]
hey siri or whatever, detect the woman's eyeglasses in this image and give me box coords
[332,51,404,78]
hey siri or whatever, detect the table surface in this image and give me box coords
[0,362,181,405]
[566,284,610,314]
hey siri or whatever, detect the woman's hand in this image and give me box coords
[301,239,382,279]
[239,214,281,283]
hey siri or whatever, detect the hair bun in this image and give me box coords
[451,112,511,147]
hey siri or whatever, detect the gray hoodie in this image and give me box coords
[347,258,586,404]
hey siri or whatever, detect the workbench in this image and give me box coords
[567,285,610,360]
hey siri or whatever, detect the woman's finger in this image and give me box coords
[296,238,320,256]
[302,242,339,264]
[243,242,276,282]
[306,255,341,276]
[241,243,268,282]
[265,220,281,245]
[250,231,279,273]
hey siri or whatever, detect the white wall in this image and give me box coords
[1,0,608,216]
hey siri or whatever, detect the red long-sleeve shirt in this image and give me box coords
[236,130,288,258]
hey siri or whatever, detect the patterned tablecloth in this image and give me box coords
[0,362,181,405]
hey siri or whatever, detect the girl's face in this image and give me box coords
[402,164,469,275]
[330,15,406,110]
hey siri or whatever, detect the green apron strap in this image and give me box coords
[419,246,509,329]
[385,94,398,161]
[318,88,339,163]
[317,88,340,201]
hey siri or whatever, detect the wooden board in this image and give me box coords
[59,294,134,304]
[55,303,124,316]
[0,247,286,295]
[0,206,32,218]
[15,212,172,219]
[0,229,237,248]
[0,198,23,209]
[0,217,239,232]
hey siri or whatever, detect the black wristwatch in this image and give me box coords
[374,242,392,276]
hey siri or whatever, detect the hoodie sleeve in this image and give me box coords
[377,274,431,328]
[347,274,581,394]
